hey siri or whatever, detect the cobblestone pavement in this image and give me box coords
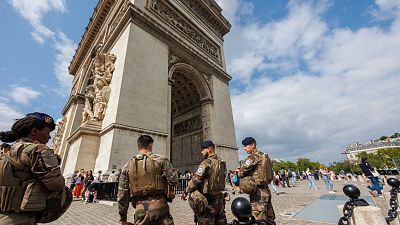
[43,178,393,225]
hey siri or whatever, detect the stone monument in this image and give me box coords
[55,0,238,176]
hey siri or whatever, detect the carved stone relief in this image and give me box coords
[169,54,181,68]
[108,0,130,37]
[82,52,117,123]
[52,117,67,153]
[150,0,220,62]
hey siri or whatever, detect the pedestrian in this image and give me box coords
[118,135,178,225]
[181,140,227,224]
[270,171,278,195]
[73,169,85,198]
[238,137,275,224]
[0,142,11,156]
[320,165,335,193]
[85,170,102,203]
[306,168,316,190]
[231,170,242,195]
[107,170,117,182]
[0,112,71,224]
[359,157,382,197]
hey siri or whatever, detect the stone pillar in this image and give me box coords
[353,206,388,225]
[338,205,390,225]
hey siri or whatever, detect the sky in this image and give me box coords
[1,0,399,163]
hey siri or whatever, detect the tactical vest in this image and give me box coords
[0,142,47,212]
[253,151,273,185]
[128,154,167,198]
[202,157,226,194]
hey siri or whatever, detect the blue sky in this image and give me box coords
[1,0,399,163]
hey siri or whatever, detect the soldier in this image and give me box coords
[181,140,227,225]
[118,135,178,225]
[238,137,275,225]
[0,143,11,156]
[0,112,71,225]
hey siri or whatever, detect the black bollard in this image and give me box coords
[228,197,275,225]
[338,185,369,225]
[386,178,400,223]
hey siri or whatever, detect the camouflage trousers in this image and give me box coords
[249,187,275,224]
[195,194,227,225]
[0,212,37,225]
[134,197,174,225]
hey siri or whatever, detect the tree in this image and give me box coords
[356,148,400,169]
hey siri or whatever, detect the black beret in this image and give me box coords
[242,137,256,145]
[26,112,56,131]
[200,140,214,148]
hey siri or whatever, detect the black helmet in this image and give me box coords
[231,197,252,222]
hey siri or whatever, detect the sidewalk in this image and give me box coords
[43,179,391,225]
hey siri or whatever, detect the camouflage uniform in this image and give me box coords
[0,138,66,225]
[239,149,275,223]
[118,152,178,225]
[185,154,227,225]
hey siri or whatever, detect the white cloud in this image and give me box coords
[371,0,400,21]
[0,101,24,132]
[9,0,66,44]
[219,0,400,162]
[10,86,41,105]
[9,1,75,96]
[53,32,76,96]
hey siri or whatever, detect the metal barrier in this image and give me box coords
[338,185,369,225]
[386,178,400,223]
[97,182,118,201]
[96,179,190,201]
[174,178,190,194]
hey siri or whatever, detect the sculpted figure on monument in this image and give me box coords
[52,117,67,153]
[82,52,116,123]
[82,85,95,123]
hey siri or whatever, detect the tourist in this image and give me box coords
[73,169,85,198]
[320,165,335,193]
[231,170,242,194]
[359,157,382,197]
[306,168,316,190]
[271,171,279,195]
[107,170,117,182]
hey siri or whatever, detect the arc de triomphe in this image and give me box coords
[53,0,238,176]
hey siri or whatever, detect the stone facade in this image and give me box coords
[60,0,238,177]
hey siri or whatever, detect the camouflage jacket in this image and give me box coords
[4,138,65,191]
[239,149,263,179]
[117,151,178,222]
[185,154,225,194]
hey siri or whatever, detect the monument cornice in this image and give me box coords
[61,94,85,115]
[178,0,231,38]
[129,4,232,83]
[101,123,169,137]
[69,0,116,75]
[66,122,102,144]
[69,0,232,83]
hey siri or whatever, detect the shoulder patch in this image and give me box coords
[196,167,204,174]
[244,159,252,166]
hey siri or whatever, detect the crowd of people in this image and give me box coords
[68,169,120,203]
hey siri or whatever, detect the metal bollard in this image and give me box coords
[228,197,275,225]
[386,178,400,223]
[338,185,369,225]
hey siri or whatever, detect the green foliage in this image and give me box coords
[356,148,400,169]
[271,158,320,172]
[380,136,388,141]
[328,160,361,174]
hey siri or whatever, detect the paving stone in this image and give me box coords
[42,179,393,225]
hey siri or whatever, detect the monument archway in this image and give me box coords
[56,0,239,177]
[169,63,212,172]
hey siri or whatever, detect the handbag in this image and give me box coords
[371,169,380,177]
